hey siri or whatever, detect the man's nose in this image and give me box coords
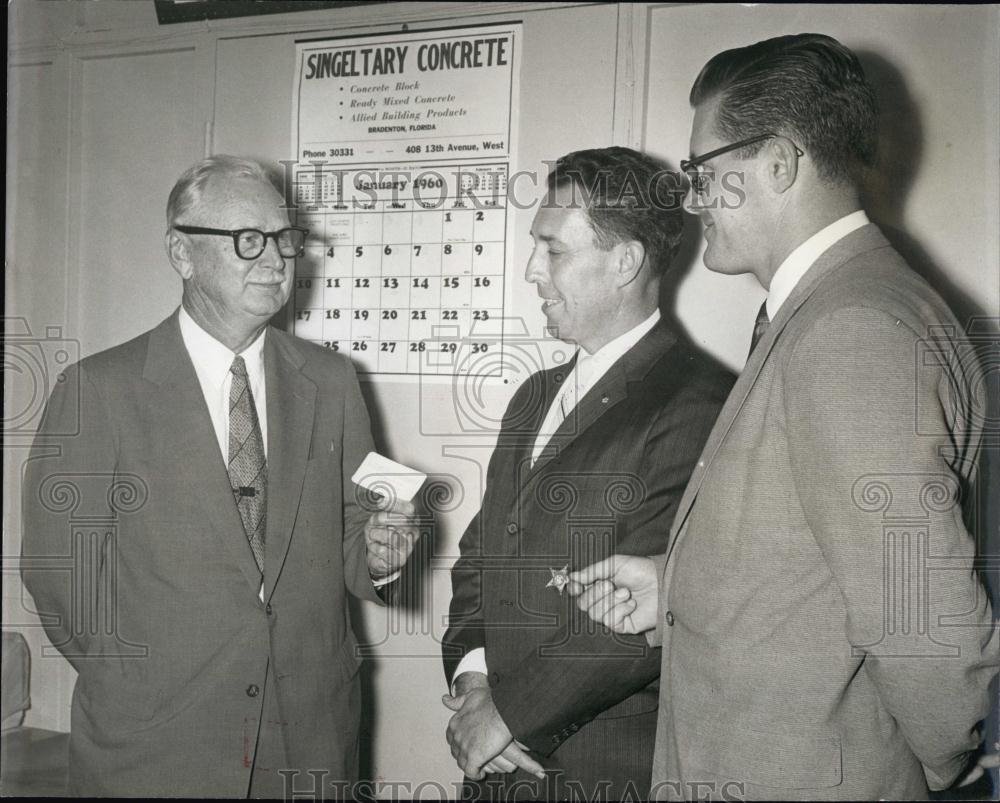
[258,234,286,269]
[524,248,546,284]
[682,182,702,216]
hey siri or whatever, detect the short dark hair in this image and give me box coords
[690,33,878,183]
[546,147,684,278]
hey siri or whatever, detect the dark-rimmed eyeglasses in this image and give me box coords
[681,134,804,194]
[174,225,309,260]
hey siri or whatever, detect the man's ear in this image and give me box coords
[617,240,646,287]
[766,136,800,194]
[165,229,194,280]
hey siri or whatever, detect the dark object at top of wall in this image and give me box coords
[154,0,388,25]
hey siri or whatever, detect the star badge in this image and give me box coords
[546,564,570,594]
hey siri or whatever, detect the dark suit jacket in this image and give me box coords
[21,310,380,797]
[652,225,999,800]
[444,321,733,799]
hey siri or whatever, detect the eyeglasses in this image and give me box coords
[174,225,309,260]
[681,134,804,195]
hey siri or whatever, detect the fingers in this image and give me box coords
[504,742,546,780]
[567,556,616,587]
[573,579,619,611]
[484,755,517,774]
[366,521,418,574]
[371,496,417,517]
[574,583,637,633]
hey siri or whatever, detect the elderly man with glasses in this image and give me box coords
[21,155,419,798]
[571,33,998,800]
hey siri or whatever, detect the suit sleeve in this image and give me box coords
[442,505,489,686]
[491,377,729,755]
[442,391,534,687]
[442,378,543,686]
[339,358,381,604]
[784,307,999,790]
[21,362,119,668]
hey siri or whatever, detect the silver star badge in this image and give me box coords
[546,564,570,594]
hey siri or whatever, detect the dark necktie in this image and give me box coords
[748,300,770,358]
[228,356,266,574]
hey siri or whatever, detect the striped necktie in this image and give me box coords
[748,300,770,358]
[228,356,266,574]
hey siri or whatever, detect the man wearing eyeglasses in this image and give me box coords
[21,155,419,797]
[569,33,997,799]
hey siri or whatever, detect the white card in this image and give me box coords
[351,452,427,504]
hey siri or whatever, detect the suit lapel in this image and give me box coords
[142,312,263,594]
[663,224,892,562]
[262,331,316,601]
[524,323,677,484]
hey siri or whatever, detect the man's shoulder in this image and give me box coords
[268,326,357,381]
[802,242,960,337]
[71,318,168,383]
[634,326,736,405]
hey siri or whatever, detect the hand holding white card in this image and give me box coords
[351,452,427,505]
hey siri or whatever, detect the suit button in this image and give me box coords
[665,611,675,627]
[506,522,518,535]
[246,684,260,697]
[265,603,273,616]
[490,672,501,685]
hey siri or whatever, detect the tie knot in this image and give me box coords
[230,355,248,378]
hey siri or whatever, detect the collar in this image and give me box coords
[178,304,267,386]
[767,210,869,320]
[582,308,661,371]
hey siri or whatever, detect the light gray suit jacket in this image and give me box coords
[22,311,380,796]
[650,225,998,800]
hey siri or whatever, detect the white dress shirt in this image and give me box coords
[766,210,869,320]
[178,305,268,461]
[453,309,661,690]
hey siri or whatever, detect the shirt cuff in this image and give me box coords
[451,648,488,695]
[372,570,401,588]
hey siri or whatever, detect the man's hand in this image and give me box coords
[447,673,538,776]
[365,498,419,579]
[567,554,660,635]
[442,687,545,781]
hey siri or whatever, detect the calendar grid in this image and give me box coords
[292,163,508,375]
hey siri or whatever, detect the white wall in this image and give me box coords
[5,1,999,797]
[639,3,1000,370]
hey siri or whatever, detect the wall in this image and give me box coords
[5,1,999,797]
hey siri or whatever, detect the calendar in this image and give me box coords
[291,25,520,375]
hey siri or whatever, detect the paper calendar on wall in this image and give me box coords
[291,24,521,375]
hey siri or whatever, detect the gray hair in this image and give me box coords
[166,155,280,227]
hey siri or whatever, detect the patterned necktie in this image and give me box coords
[228,356,266,574]
[748,300,770,358]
